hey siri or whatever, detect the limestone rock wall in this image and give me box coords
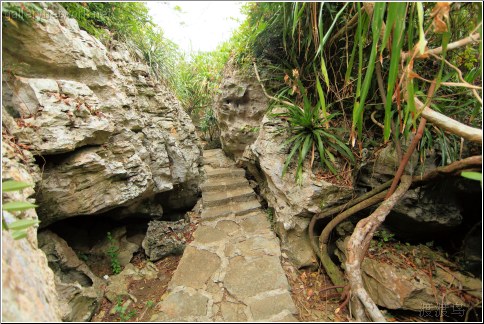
[213,61,267,161]
[2,4,202,226]
[1,142,61,322]
[2,4,202,321]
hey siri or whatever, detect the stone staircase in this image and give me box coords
[150,149,298,322]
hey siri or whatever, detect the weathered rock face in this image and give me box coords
[88,226,140,267]
[1,142,61,322]
[142,220,188,261]
[336,238,482,311]
[241,113,353,268]
[2,4,202,226]
[38,230,104,322]
[355,141,469,240]
[213,61,268,161]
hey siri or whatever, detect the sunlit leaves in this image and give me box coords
[2,180,39,240]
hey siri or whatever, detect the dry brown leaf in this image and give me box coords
[431,2,451,33]
[407,71,420,80]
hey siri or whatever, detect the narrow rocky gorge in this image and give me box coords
[2,2,482,323]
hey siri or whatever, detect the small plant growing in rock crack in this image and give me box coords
[106,232,122,275]
[273,79,355,185]
[374,230,395,248]
[114,297,136,321]
[266,208,275,230]
[76,251,89,262]
[146,300,155,308]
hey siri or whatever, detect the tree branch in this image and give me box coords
[412,155,482,184]
[252,61,303,111]
[414,97,482,143]
[402,32,481,60]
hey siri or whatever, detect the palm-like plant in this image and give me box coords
[274,86,355,185]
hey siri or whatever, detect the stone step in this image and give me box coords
[202,157,236,169]
[202,186,256,207]
[203,149,224,157]
[205,168,245,180]
[201,199,261,221]
[201,177,250,192]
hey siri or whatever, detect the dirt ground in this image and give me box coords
[91,254,181,322]
[281,258,351,322]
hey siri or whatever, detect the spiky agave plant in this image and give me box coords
[274,86,355,185]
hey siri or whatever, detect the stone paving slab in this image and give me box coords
[151,151,298,322]
[201,199,261,220]
[201,177,249,192]
[202,186,255,207]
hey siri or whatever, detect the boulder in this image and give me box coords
[355,141,469,240]
[38,230,104,322]
[241,113,353,268]
[1,141,61,322]
[88,226,140,267]
[2,3,202,225]
[142,220,188,261]
[213,59,268,161]
[336,238,481,311]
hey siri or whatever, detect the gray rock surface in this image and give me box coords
[150,150,298,322]
[89,226,140,267]
[213,60,268,161]
[2,3,202,226]
[38,230,104,322]
[1,141,61,322]
[142,220,188,261]
[355,141,464,238]
[104,262,159,303]
[336,238,481,311]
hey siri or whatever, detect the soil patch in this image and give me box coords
[92,255,181,322]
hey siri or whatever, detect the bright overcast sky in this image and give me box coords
[147,1,246,53]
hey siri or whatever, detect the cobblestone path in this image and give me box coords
[151,149,298,322]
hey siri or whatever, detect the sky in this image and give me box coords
[146,1,246,53]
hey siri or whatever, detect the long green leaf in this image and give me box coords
[416,2,426,54]
[11,230,28,240]
[315,76,327,122]
[2,181,32,193]
[380,3,398,55]
[2,201,38,211]
[461,171,482,182]
[7,219,39,231]
[282,136,305,176]
[315,132,337,175]
[384,2,406,142]
[320,56,330,88]
[296,135,312,185]
[316,2,349,56]
[353,2,386,139]
[319,130,356,163]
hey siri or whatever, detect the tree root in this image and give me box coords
[345,175,413,322]
[309,155,482,320]
[308,180,393,288]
